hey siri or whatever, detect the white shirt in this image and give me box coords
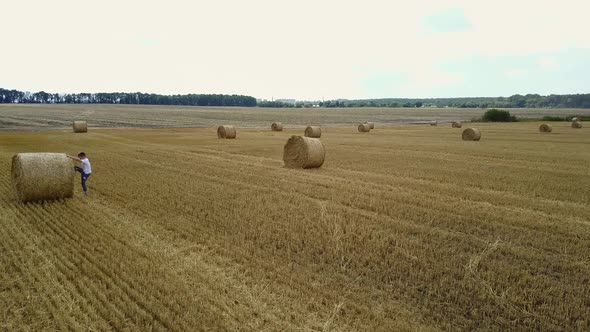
[81,158,92,174]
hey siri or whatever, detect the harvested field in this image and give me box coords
[1,121,589,331]
[3,104,590,130]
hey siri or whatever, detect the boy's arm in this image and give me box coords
[67,155,81,162]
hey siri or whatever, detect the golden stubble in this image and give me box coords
[0,122,588,331]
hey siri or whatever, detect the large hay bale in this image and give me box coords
[430,121,437,126]
[572,121,582,129]
[358,123,371,132]
[271,122,283,131]
[11,153,74,203]
[366,122,375,129]
[539,123,552,133]
[72,121,87,133]
[451,121,462,128]
[283,136,325,169]
[462,128,481,141]
[304,126,321,138]
[217,125,237,139]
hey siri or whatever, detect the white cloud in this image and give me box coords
[0,0,589,99]
[537,57,558,70]
[504,68,527,78]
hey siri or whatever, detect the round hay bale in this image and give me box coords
[72,121,87,133]
[462,128,481,141]
[572,121,582,129]
[539,123,552,133]
[366,122,375,129]
[271,122,283,131]
[358,123,370,132]
[11,153,74,203]
[217,125,237,139]
[430,121,437,126]
[451,121,462,128]
[304,126,321,138]
[283,136,325,169]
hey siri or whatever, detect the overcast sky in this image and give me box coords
[1,0,589,100]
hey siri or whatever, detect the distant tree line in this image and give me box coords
[0,88,257,107]
[258,100,315,108]
[319,93,590,108]
[3,87,589,109]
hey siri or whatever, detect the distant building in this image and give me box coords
[276,99,297,105]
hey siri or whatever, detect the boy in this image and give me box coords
[68,152,92,196]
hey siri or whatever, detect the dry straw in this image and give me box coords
[72,121,87,133]
[11,153,74,203]
[304,126,321,138]
[283,136,325,169]
[366,122,375,129]
[271,122,283,131]
[430,121,438,126]
[539,123,552,132]
[358,123,371,132]
[217,125,237,139]
[452,121,462,128]
[572,121,583,129]
[462,128,481,141]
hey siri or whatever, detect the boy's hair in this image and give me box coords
[78,152,86,158]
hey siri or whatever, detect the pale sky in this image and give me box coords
[1,0,589,100]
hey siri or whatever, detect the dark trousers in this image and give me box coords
[74,166,91,192]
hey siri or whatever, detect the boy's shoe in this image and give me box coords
[84,191,88,196]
